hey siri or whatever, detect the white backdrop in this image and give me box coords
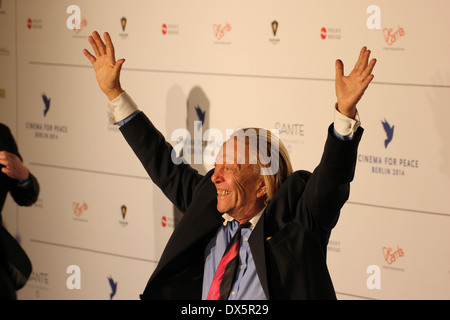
[0,0,449,300]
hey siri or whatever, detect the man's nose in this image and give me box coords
[211,169,224,184]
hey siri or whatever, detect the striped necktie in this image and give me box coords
[206,221,251,300]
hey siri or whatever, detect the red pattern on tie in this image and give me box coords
[206,222,250,300]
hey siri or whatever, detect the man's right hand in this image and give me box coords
[83,31,125,101]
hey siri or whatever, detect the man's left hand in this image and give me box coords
[335,46,377,118]
[0,151,29,181]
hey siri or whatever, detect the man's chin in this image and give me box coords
[216,205,228,214]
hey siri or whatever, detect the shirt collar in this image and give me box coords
[221,206,266,230]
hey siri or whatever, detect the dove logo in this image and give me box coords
[107,275,118,300]
[41,93,51,117]
[381,119,394,148]
[195,105,205,130]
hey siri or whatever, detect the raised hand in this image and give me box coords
[0,151,29,181]
[335,47,376,118]
[83,31,125,101]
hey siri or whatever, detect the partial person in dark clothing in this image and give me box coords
[0,123,39,299]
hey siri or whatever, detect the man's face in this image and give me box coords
[211,139,266,222]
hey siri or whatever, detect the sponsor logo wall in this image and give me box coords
[0,0,449,299]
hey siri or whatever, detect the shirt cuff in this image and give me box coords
[106,91,139,124]
[333,103,361,139]
[17,178,30,187]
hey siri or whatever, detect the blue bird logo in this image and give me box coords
[195,105,205,130]
[41,93,51,117]
[381,119,394,148]
[107,275,118,300]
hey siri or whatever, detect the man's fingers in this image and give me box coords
[361,74,375,91]
[104,32,116,62]
[0,151,12,164]
[82,49,97,65]
[361,58,377,80]
[92,31,107,55]
[88,35,101,57]
[114,59,126,73]
[360,49,371,72]
[353,46,367,72]
[335,59,344,79]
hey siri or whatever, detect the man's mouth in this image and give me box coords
[217,189,231,196]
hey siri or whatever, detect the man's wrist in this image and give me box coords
[17,173,31,186]
[106,88,124,102]
[333,103,361,139]
[336,103,357,119]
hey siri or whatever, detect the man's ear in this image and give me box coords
[256,177,267,199]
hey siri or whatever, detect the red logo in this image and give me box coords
[382,245,405,264]
[73,202,88,217]
[27,18,32,29]
[383,26,405,46]
[162,24,167,35]
[73,18,87,34]
[320,27,327,39]
[161,216,167,227]
[213,23,231,40]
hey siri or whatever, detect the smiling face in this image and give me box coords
[211,138,267,223]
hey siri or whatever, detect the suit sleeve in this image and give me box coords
[297,124,363,233]
[119,112,204,213]
[9,173,39,207]
[1,125,39,207]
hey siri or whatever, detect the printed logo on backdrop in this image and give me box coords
[65,5,87,38]
[382,245,405,272]
[42,93,51,117]
[25,92,69,140]
[72,201,88,222]
[213,22,232,44]
[162,23,179,36]
[357,118,420,177]
[269,20,280,45]
[107,275,118,300]
[320,27,341,40]
[274,121,305,154]
[28,270,50,298]
[161,215,175,228]
[381,119,394,148]
[72,18,88,37]
[27,18,43,30]
[119,204,128,227]
[383,26,406,50]
[119,17,128,39]
[327,239,341,253]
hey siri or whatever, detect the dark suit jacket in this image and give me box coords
[120,112,363,300]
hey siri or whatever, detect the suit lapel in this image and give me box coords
[152,180,223,274]
[248,212,270,299]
